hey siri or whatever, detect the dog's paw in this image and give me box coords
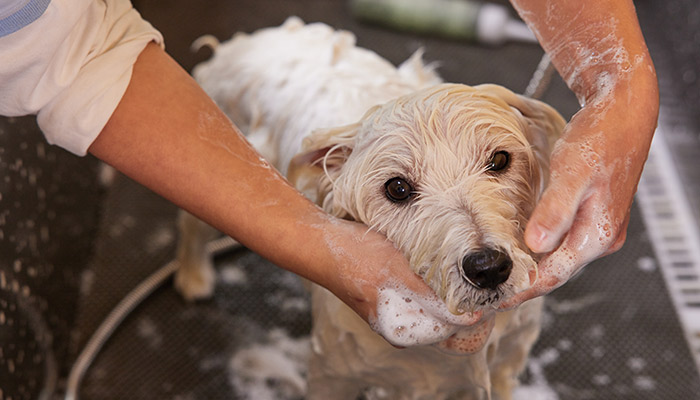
[174,261,216,301]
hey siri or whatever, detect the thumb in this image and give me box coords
[525,171,589,253]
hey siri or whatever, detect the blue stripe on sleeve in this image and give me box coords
[0,0,52,37]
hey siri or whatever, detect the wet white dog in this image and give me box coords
[176,17,565,400]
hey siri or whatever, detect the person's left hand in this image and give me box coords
[316,218,485,349]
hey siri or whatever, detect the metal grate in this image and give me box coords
[636,110,700,376]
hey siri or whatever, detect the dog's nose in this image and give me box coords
[461,248,512,290]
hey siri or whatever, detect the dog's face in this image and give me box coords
[290,84,564,314]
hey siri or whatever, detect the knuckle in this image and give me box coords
[605,231,627,255]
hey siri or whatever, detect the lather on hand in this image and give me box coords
[502,0,660,308]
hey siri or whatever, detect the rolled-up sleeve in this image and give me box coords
[0,0,163,155]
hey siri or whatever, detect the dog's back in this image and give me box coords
[192,16,440,174]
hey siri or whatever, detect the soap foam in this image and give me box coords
[371,280,485,351]
[435,314,496,354]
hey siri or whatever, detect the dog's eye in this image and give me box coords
[487,151,510,172]
[385,177,414,203]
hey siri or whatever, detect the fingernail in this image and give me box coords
[527,224,549,251]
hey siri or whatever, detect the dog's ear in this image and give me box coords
[477,84,566,193]
[287,121,361,217]
[477,84,565,156]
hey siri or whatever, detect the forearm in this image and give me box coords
[89,42,337,288]
[511,0,659,191]
[511,0,658,114]
[500,1,661,305]
[89,42,484,333]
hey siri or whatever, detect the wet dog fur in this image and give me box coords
[176,17,565,400]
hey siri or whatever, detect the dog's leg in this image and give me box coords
[174,211,219,301]
[306,367,363,400]
[487,298,544,400]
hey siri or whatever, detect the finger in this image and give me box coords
[435,313,496,354]
[499,247,580,310]
[499,265,560,309]
[505,193,619,311]
[602,213,630,257]
[525,163,590,254]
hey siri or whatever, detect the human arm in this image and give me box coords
[88,42,479,334]
[0,0,478,344]
[503,0,660,306]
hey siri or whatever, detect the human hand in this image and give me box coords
[317,218,485,350]
[502,68,659,308]
[501,0,662,309]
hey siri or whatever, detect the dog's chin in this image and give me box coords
[455,287,509,314]
[475,289,508,309]
[429,265,524,315]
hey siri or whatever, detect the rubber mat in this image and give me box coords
[74,178,700,399]
[0,115,102,400]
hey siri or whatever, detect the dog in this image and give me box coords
[175,17,565,400]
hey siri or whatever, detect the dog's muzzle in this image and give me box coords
[461,248,513,290]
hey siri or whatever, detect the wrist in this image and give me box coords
[572,51,658,109]
[563,56,659,149]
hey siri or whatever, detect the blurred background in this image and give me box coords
[1,0,699,399]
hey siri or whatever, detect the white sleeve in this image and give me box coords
[0,0,163,155]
